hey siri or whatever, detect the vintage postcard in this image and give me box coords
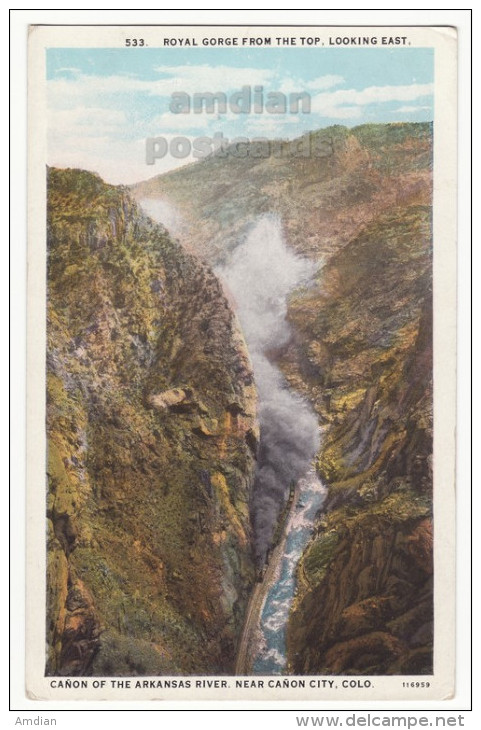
[26,24,457,701]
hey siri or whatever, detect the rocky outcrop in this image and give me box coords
[285,206,433,674]
[46,168,258,675]
[134,123,434,675]
[133,123,432,268]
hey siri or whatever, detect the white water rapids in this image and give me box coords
[140,202,327,673]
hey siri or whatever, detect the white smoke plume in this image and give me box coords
[138,199,320,566]
[139,198,185,237]
[218,216,320,564]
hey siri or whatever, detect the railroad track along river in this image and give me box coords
[235,480,301,675]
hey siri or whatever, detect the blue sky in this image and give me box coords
[47,47,433,184]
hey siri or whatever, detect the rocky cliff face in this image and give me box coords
[134,123,431,268]
[134,123,433,675]
[284,206,433,674]
[46,168,258,675]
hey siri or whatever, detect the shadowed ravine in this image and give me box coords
[217,216,322,565]
[219,217,327,673]
[140,205,326,673]
[132,125,434,677]
[46,124,434,679]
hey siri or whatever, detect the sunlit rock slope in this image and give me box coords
[134,123,434,675]
[46,168,258,676]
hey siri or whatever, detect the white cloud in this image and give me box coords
[244,113,312,137]
[312,82,433,109]
[149,105,249,134]
[320,105,363,120]
[311,82,433,119]
[48,65,278,112]
[46,70,434,182]
[49,107,127,139]
[55,67,82,74]
[153,64,275,93]
[47,133,191,184]
[148,111,208,132]
[396,105,432,113]
[48,74,154,109]
[277,74,343,95]
[305,74,344,91]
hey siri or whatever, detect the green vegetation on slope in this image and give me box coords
[46,168,258,676]
[285,203,433,675]
[133,123,432,265]
[134,123,434,675]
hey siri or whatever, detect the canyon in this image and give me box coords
[46,122,433,675]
